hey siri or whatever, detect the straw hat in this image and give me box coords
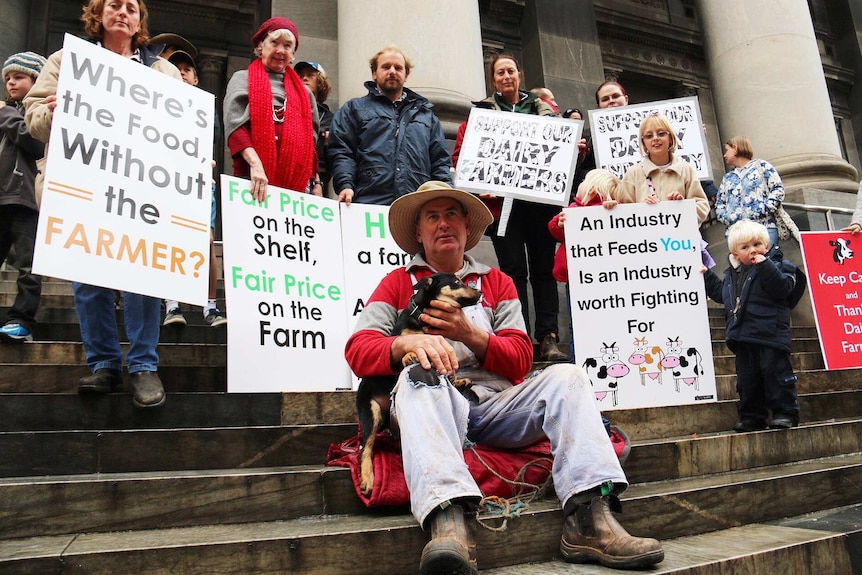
[388,181,493,256]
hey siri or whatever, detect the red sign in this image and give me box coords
[798,231,862,370]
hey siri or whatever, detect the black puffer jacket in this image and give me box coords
[704,245,805,353]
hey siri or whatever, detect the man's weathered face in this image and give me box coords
[415,197,469,258]
[372,50,407,96]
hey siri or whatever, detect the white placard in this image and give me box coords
[587,96,712,181]
[454,107,582,206]
[565,200,717,410]
[220,175,350,392]
[340,204,410,387]
[34,34,214,304]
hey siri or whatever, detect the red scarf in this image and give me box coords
[247,58,316,192]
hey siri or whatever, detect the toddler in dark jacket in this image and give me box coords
[703,219,806,431]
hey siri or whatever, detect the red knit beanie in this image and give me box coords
[252,17,299,51]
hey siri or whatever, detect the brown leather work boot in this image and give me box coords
[560,496,663,569]
[419,504,477,575]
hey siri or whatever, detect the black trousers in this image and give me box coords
[490,200,559,342]
[0,205,42,331]
[734,345,799,425]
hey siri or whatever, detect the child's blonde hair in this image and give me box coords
[727,220,770,254]
[576,168,623,203]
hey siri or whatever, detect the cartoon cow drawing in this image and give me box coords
[830,238,853,265]
[627,336,664,386]
[582,342,630,407]
[660,336,704,392]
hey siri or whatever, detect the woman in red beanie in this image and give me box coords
[224,17,321,200]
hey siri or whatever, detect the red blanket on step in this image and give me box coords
[326,432,553,508]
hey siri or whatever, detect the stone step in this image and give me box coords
[711,337,820,356]
[481,504,862,574]
[1,418,859,539]
[710,325,818,340]
[0,390,858,477]
[19,322,228,344]
[0,341,226,367]
[0,365,225,393]
[0,342,824,381]
[1,454,860,574]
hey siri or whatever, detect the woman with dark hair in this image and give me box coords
[224,17,321,201]
[473,53,566,362]
[716,135,786,247]
[24,0,181,407]
[595,80,629,108]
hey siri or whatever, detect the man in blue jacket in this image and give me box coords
[328,46,451,206]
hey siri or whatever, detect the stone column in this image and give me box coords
[335,0,485,136]
[697,0,858,193]
[520,0,606,114]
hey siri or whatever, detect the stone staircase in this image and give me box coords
[0,270,861,574]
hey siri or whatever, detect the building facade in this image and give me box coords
[4,0,862,209]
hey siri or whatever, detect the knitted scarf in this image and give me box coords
[247,58,316,192]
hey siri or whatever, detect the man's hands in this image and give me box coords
[390,300,489,374]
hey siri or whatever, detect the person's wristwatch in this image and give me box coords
[312,180,323,187]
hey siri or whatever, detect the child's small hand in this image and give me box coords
[752,254,766,264]
[645,194,660,205]
[666,191,684,201]
[557,211,566,227]
[699,265,707,273]
[602,200,618,210]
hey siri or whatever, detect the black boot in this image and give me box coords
[78,369,122,394]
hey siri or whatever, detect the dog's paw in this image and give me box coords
[401,352,419,368]
[360,472,374,496]
[452,376,473,389]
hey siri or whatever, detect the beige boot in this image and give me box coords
[560,496,663,569]
[419,504,477,575]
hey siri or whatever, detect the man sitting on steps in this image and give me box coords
[344,181,664,574]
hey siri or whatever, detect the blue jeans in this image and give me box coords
[767,227,779,250]
[72,283,160,373]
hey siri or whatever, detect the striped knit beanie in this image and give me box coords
[3,51,47,80]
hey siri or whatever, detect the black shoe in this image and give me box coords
[538,334,568,363]
[78,369,122,394]
[732,420,767,433]
[130,371,165,408]
[769,416,797,429]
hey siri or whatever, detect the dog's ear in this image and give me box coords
[412,276,434,291]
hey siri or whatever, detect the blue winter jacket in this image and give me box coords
[704,245,805,353]
[327,81,451,205]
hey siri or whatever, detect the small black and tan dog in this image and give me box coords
[356,272,482,495]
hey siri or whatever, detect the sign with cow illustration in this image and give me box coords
[799,231,862,370]
[564,200,716,410]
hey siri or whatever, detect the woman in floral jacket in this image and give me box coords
[715,135,785,247]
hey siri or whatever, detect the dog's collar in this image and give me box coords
[406,299,424,323]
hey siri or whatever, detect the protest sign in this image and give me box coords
[798,231,862,370]
[454,108,582,206]
[588,96,711,181]
[34,34,214,304]
[220,175,350,392]
[341,204,410,387]
[564,200,716,410]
